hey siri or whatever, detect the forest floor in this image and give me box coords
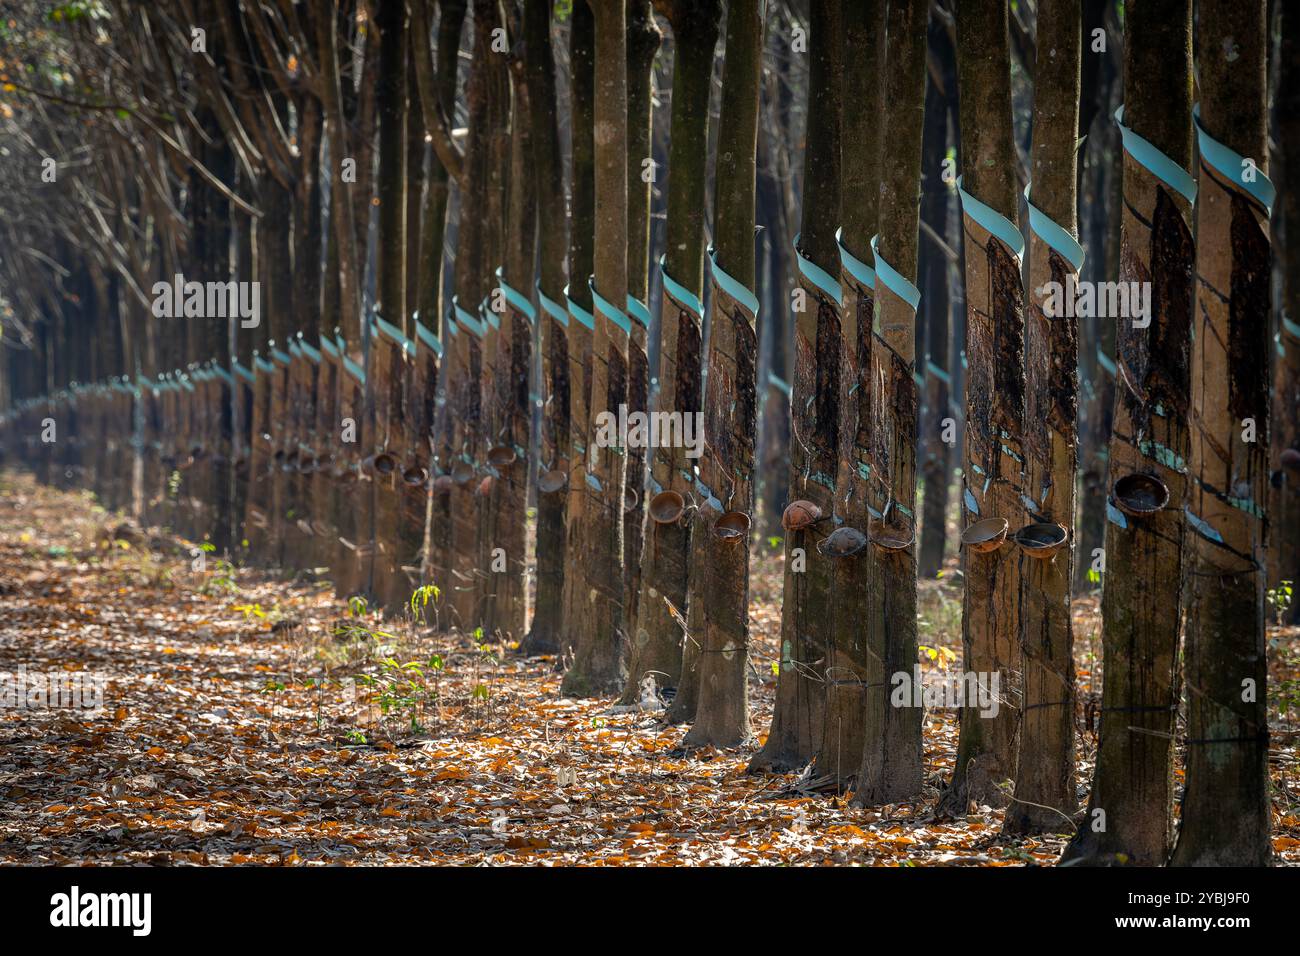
[1,469,1297,866]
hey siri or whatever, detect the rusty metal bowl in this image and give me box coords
[433,473,455,494]
[1013,521,1068,558]
[818,525,868,557]
[487,445,517,469]
[451,460,475,485]
[781,499,823,532]
[538,468,567,494]
[649,489,686,525]
[713,510,751,542]
[476,475,495,497]
[623,487,640,514]
[402,462,429,487]
[1112,472,1169,517]
[961,516,1010,554]
[1280,447,1300,470]
[869,515,915,553]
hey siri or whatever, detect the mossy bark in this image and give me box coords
[749,0,843,774]
[1169,0,1271,867]
[625,0,720,709]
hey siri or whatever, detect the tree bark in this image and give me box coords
[681,0,762,750]
[1062,0,1194,866]
[749,0,843,773]
[1169,0,1272,867]
[1005,0,1080,836]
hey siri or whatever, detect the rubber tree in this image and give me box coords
[917,15,958,580]
[808,0,882,791]
[749,0,843,774]
[1270,5,1300,623]
[680,0,762,749]
[626,0,720,714]
[937,0,1025,816]
[622,0,661,639]
[1170,0,1272,867]
[1062,0,1194,866]
[561,0,629,697]
[854,0,927,805]
[1004,0,1080,836]
[521,0,570,655]
[560,2,597,664]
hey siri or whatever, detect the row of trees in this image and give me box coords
[1,0,1296,866]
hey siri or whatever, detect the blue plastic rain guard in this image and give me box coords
[626,295,652,328]
[452,295,486,338]
[538,284,568,327]
[869,234,922,310]
[792,233,842,303]
[1192,104,1276,214]
[835,227,876,290]
[496,266,537,323]
[563,283,595,330]
[1023,185,1086,274]
[343,355,365,382]
[707,244,761,316]
[1114,105,1197,206]
[234,362,254,384]
[415,318,443,358]
[271,347,291,365]
[956,177,1025,258]
[590,276,631,336]
[320,336,340,358]
[299,338,321,363]
[658,255,704,318]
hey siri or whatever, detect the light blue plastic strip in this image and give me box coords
[1096,350,1117,377]
[374,313,407,347]
[793,233,842,304]
[234,362,253,384]
[590,277,631,336]
[564,283,595,330]
[835,227,876,290]
[343,355,365,383]
[211,365,234,385]
[870,235,922,311]
[496,267,537,323]
[271,348,291,365]
[925,360,950,384]
[445,308,459,337]
[659,255,705,319]
[288,339,301,357]
[1024,185,1086,274]
[1192,104,1276,214]
[1284,313,1300,340]
[481,296,500,331]
[453,296,486,338]
[299,339,321,363]
[956,177,1025,259]
[335,333,347,354]
[1114,105,1197,206]
[538,285,568,327]
[707,244,761,316]
[415,319,443,358]
[320,336,340,358]
[1184,506,1224,545]
[768,374,792,397]
[255,356,275,374]
[626,295,652,328]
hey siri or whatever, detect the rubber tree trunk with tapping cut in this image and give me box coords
[483,54,535,643]
[370,0,409,609]
[1004,0,1080,837]
[1061,0,1194,866]
[561,0,629,697]
[917,17,958,581]
[680,0,762,749]
[560,2,597,664]
[1270,6,1300,623]
[852,0,926,805]
[621,0,660,644]
[937,0,1025,816]
[808,0,882,791]
[749,0,843,774]
[1170,0,1272,867]
[522,0,570,655]
[413,0,467,615]
[625,0,720,711]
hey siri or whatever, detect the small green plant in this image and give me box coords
[1266,580,1293,627]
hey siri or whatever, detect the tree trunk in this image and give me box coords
[626,0,720,711]
[938,0,1025,816]
[522,0,570,656]
[561,0,630,698]
[1270,5,1300,621]
[749,0,843,774]
[1170,0,1272,867]
[1004,0,1080,837]
[681,0,762,750]
[810,0,882,792]
[1062,0,1194,865]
